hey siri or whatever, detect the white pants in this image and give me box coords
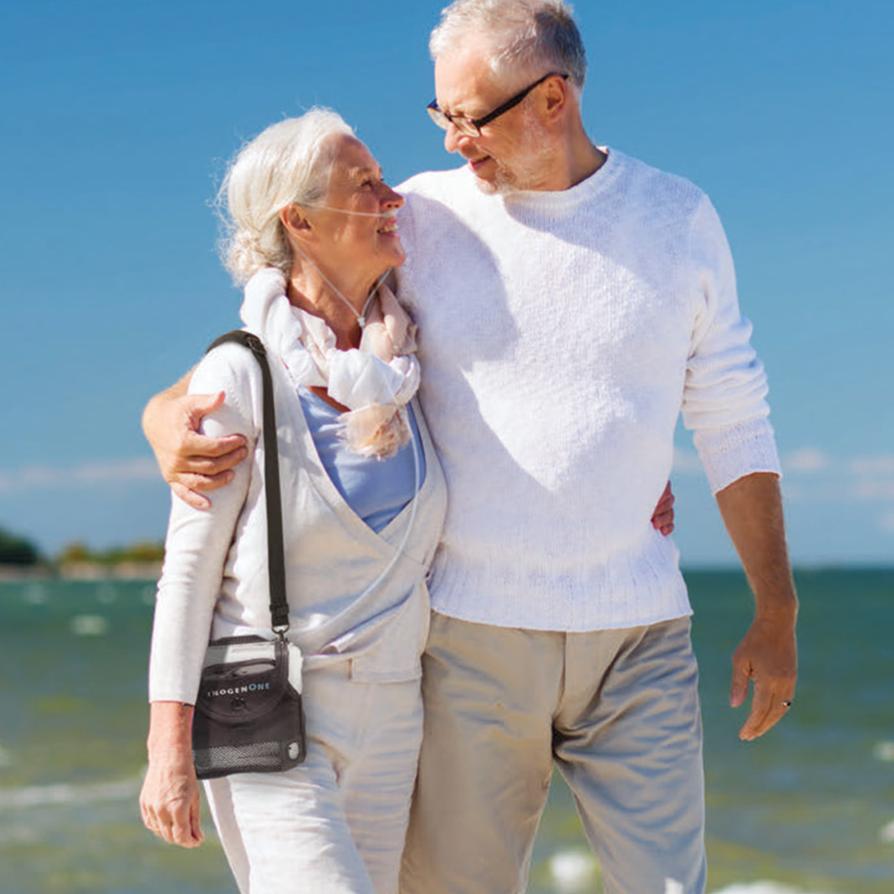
[205,665,423,894]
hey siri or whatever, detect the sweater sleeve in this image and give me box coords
[392,190,420,313]
[147,344,260,704]
[681,195,782,494]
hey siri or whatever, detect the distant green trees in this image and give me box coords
[0,529,165,568]
[0,527,42,565]
[57,540,165,566]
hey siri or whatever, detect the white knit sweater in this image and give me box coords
[395,148,781,632]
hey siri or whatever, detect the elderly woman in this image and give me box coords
[139,109,447,894]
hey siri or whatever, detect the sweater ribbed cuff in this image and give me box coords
[148,682,198,706]
[693,417,782,494]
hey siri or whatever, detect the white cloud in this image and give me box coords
[0,458,158,493]
[853,480,894,501]
[782,448,829,473]
[847,453,894,503]
[780,482,808,501]
[772,449,894,504]
[672,448,702,474]
[850,454,894,476]
[667,445,894,508]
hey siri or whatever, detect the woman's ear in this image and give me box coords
[279,204,311,240]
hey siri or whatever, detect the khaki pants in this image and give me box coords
[400,613,706,894]
[206,665,422,894]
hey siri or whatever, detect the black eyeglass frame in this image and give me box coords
[427,71,569,137]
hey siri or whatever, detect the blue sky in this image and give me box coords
[1,0,891,565]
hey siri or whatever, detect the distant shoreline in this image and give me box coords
[0,562,162,582]
[1,563,890,584]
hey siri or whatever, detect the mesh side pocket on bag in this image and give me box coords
[195,740,285,777]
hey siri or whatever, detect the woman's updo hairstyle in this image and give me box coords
[216,108,356,285]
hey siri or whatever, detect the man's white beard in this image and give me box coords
[473,117,555,196]
[473,171,502,195]
[471,158,538,195]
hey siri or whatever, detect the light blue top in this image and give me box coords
[298,389,427,533]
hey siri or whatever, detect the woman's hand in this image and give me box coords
[651,481,676,536]
[140,703,204,848]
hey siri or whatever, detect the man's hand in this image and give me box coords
[651,481,675,536]
[730,612,797,741]
[716,472,798,741]
[143,382,248,510]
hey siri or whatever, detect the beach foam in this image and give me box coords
[0,824,40,845]
[879,819,894,844]
[548,850,598,891]
[96,584,118,604]
[711,884,834,894]
[0,774,141,809]
[70,613,109,636]
[23,583,48,605]
[546,855,837,894]
[872,740,894,762]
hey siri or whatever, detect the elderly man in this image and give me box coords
[144,2,797,892]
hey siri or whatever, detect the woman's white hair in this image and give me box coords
[429,0,587,90]
[216,108,356,285]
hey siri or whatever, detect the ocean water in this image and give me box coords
[0,569,891,893]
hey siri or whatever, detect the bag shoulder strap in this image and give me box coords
[205,330,289,632]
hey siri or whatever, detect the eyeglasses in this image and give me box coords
[426,72,569,138]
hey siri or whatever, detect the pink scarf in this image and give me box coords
[241,268,421,460]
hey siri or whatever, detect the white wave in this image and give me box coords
[879,819,894,844]
[544,853,837,894]
[873,740,894,762]
[23,584,48,605]
[0,825,40,845]
[711,884,834,894]
[70,614,109,636]
[0,774,141,809]
[548,850,598,892]
[96,584,118,604]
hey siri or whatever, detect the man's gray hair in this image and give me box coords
[429,0,587,90]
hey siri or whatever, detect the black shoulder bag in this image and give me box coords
[191,330,306,779]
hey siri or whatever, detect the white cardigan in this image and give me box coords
[149,341,447,704]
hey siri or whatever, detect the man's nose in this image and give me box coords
[444,122,471,155]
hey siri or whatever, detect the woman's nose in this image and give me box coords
[380,184,404,210]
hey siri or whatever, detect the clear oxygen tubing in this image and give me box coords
[282,413,421,648]
[345,399,421,610]
[290,243,391,328]
[293,203,399,327]
[302,205,399,219]
[292,199,423,608]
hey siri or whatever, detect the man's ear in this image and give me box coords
[541,75,569,122]
[279,204,311,240]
